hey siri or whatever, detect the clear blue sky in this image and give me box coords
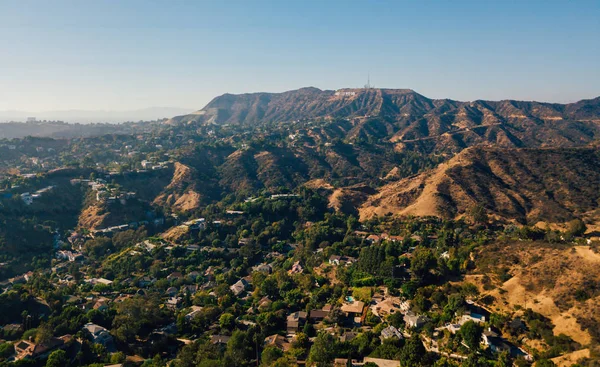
[1,0,599,111]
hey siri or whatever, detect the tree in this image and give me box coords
[219,313,235,331]
[469,204,488,225]
[261,345,283,366]
[224,330,253,367]
[410,247,437,282]
[566,219,586,237]
[308,333,337,367]
[46,350,67,367]
[460,321,483,350]
[35,323,53,344]
[495,351,512,367]
[399,335,426,367]
[110,351,126,364]
[0,342,14,360]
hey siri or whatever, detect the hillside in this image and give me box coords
[467,241,600,361]
[168,88,600,154]
[359,146,600,225]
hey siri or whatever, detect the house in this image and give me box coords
[288,261,303,274]
[380,325,403,341]
[363,357,402,367]
[83,323,113,345]
[328,255,356,266]
[186,244,200,253]
[185,306,204,321]
[230,279,249,296]
[205,266,216,279]
[286,311,307,334]
[370,297,404,318]
[87,278,113,286]
[187,271,201,280]
[264,334,291,352]
[166,297,182,310]
[14,335,70,360]
[93,298,109,311]
[334,358,360,367]
[437,323,461,334]
[339,331,358,342]
[165,287,178,297]
[482,329,510,352]
[250,297,269,312]
[309,308,330,322]
[21,193,33,205]
[210,335,230,345]
[167,272,183,281]
[56,250,82,262]
[404,311,427,328]
[181,284,199,295]
[138,276,155,287]
[184,218,206,230]
[341,300,365,324]
[252,263,272,274]
[366,235,381,243]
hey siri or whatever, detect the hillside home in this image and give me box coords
[380,325,403,341]
[309,305,331,322]
[14,335,70,361]
[288,261,303,274]
[341,300,365,324]
[83,323,113,345]
[264,334,291,352]
[210,335,230,345]
[286,311,307,334]
[404,311,427,328]
[328,255,357,266]
[230,279,249,296]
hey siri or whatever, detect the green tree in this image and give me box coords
[0,342,14,360]
[469,204,488,225]
[410,247,437,282]
[308,333,337,367]
[224,330,253,367]
[46,350,67,367]
[111,351,126,364]
[261,345,283,366]
[460,321,483,350]
[35,323,53,344]
[399,335,426,367]
[219,313,235,331]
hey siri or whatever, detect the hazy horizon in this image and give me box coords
[1,0,599,112]
[0,106,196,124]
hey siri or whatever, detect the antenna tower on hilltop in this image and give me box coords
[364,73,372,89]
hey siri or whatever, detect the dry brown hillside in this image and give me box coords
[153,162,203,213]
[469,241,600,350]
[360,147,600,225]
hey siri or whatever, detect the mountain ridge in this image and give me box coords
[359,145,600,225]
[168,87,600,126]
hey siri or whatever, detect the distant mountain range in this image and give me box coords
[0,107,195,124]
[168,87,600,154]
[169,87,600,126]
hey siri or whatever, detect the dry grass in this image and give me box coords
[469,242,600,346]
[551,348,590,367]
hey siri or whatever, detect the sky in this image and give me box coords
[0,0,599,112]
